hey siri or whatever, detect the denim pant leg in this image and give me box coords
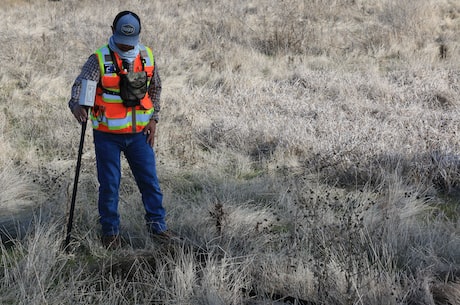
[93,130,122,236]
[124,132,167,233]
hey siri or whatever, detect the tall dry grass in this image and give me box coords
[1,0,460,304]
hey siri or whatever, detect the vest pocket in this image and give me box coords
[119,71,148,107]
[139,95,153,110]
[102,103,128,119]
[101,75,119,90]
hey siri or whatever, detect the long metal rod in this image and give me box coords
[64,120,87,251]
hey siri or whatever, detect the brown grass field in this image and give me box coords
[1,0,460,304]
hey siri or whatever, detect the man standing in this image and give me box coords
[69,11,170,249]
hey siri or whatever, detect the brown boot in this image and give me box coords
[102,235,121,250]
[150,230,182,244]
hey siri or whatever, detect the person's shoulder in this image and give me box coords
[94,44,109,53]
[139,44,154,58]
[84,53,99,64]
[139,44,151,50]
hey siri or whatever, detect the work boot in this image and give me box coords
[150,230,182,244]
[101,235,121,250]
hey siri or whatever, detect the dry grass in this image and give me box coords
[1,0,460,304]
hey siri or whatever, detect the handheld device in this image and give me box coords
[78,79,97,107]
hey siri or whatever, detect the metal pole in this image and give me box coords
[64,119,87,251]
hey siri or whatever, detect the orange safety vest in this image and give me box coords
[90,44,155,133]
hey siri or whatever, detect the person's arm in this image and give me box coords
[148,65,162,123]
[143,65,162,146]
[68,54,100,123]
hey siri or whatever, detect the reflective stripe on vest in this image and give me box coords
[91,108,153,133]
[90,44,155,134]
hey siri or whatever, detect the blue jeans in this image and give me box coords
[93,130,166,236]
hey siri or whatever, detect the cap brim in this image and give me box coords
[113,34,139,46]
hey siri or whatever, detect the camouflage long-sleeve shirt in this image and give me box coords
[68,52,162,122]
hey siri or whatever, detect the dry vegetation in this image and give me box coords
[1,0,460,304]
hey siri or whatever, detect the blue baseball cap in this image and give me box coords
[112,11,141,46]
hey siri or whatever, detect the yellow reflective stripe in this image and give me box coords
[141,46,155,67]
[95,46,110,76]
[102,93,123,103]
